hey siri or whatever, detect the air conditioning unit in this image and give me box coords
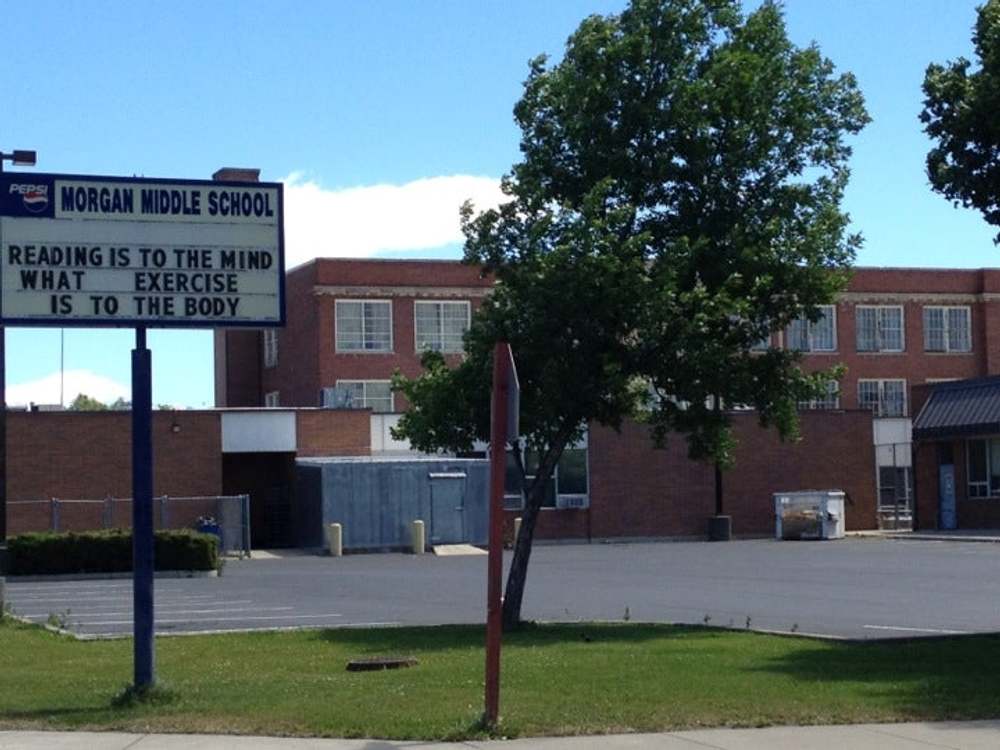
[503,494,525,511]
[320,387,354,409]
[556,495,589,510]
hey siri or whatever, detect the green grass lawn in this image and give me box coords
[1,617,1000,739]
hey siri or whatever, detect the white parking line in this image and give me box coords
[20,606,287,618]
[82,613,345,626]
[13,600,253,612]
[863,624,970,634]
[11,593,223,602]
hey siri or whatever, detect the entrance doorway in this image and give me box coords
[223,452,296,548]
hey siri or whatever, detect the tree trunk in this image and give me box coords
[501,433,571,631]
[501,486,543,631]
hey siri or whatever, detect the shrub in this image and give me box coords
[8,529,218,576]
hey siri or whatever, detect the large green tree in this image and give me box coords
[922,0,1000,238]
[394,0,868,630]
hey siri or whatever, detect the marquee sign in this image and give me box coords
[0,172,284,328]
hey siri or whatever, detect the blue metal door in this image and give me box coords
[939,463,957,530]
[429,472,466,544]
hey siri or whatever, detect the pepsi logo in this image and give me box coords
[9,183,49,213]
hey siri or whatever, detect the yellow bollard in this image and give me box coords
[411,519,426,554]
[513,517,522,546]
[326,523,343,557]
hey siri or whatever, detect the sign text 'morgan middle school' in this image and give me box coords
[0,174,284,328]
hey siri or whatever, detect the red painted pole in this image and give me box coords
[484,341,509,727]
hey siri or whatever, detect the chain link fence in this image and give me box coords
[7,494,251,557]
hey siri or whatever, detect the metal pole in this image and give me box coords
[714,394,723,516]
[0,325,6,550]
[0,156,7,558]
[484,341,509,728]
[132,326,155,689]
[59,328,64,408]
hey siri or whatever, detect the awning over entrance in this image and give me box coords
[913,376,1000,440]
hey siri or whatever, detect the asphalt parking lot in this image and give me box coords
[6,538,1000,640]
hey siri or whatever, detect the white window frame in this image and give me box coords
[785,305,836,352]
[335,299,393,353]
[336,379,395,413]
[855,305,904,353]
[264,391,280,408]
[923,305,971,353]
[857,378,907,417]
[503,435,589,511]
[798,380,840,410]
[414,300,471,354]
[966,438,999,499]
[263,329,278,368]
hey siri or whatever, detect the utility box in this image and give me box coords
[774,490,846,540]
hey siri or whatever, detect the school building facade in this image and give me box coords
[213,259,1000,539]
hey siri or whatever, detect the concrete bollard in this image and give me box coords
[513,517,522,546]
[411,520,426,554]
[326,523,343,557]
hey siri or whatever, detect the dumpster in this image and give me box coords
[774,490,845,540]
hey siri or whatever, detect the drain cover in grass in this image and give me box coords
[346,656,419,672]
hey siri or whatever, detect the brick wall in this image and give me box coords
[222,263,1000,412]
[295,409,371,457]
[510,410,876,542]
[262,263,321,407]
[914,437,1000,530]
[800,268,1000,412]
[221,258,493,408]
[216,330,263,407]
[7,411,223,533]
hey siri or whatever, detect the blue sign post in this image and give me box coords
[131,326,154,687]
[0,170,284,690]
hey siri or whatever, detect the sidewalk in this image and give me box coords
[3,721,1000,749]
[851,529,1000,543]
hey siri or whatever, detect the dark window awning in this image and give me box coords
[913,377,1000,440]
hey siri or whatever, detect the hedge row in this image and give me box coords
[7,529,219,576]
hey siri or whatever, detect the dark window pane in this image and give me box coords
[504,452,523,495]
[557,449,588,495]
[969,440,987,483]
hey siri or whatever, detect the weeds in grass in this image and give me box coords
[46,609,71,630]
[111,682,179,709]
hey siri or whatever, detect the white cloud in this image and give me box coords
[7,370,129,408]
[282,173,505,267]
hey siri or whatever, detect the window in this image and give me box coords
[336,300,392,352]
[336,380,394,412]
[263,329,278,367]
[856,305,903,352]
[503,443,589,510]
[415,301,470,353]
[923,306,971,352]
[785,306,836,352]
[879,466,913,509]
[858,379,907,417]
[264,391,279,407]
[967,438,1000,498]
[799,380,840,410]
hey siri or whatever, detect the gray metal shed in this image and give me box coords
[294,456,489,550]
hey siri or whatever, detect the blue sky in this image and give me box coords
[1,0,993,408]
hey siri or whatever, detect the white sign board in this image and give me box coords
[0,173,284,327]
